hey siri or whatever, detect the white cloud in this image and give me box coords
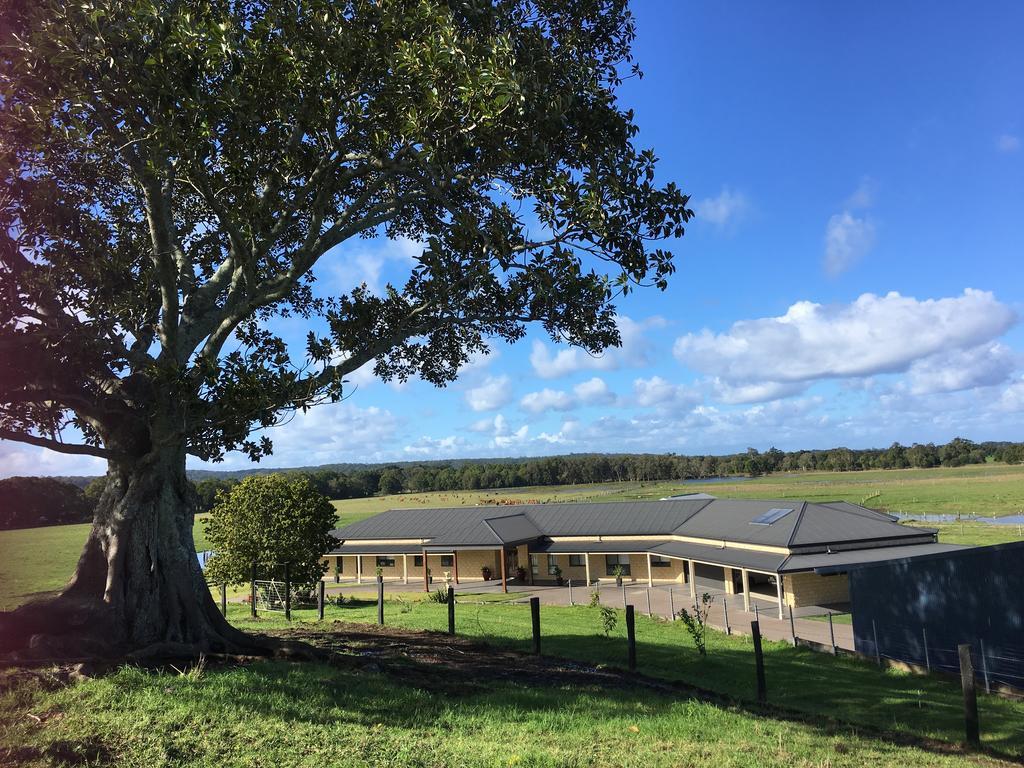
[674,289,1017,391]
[907,343,1016,395]
[326,236,421,295]
[824,211,876,276]
[530,316,664,378]
[845,177,875,209]
[573,377,617,406]
[999,379,1024,412]
[0,442,106,479]
[632,376,701,409]
[403,435,466,456]
[520,388,576,414]
[712,379,808,405]
[465,375,513,412]
[694,187,748,228]
[997,134,1021,153]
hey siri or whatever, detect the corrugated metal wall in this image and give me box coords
[850,542,1024,688]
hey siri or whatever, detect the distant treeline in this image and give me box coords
[3,437,1023,530]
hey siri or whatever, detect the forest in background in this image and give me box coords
[3,437,1023,530]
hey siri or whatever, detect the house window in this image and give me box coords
[413,555,423,567]
[569,554,585,567]
[605,554,631,576]
[376,556,395,568]
[650,555,671,568]
[547,555,560,575]
[529,554,539,576]
[440,555,453,567]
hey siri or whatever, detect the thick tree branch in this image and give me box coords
[0,428,123,459]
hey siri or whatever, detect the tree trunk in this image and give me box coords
[0,444,266,661]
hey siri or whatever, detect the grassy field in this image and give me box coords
[1,464,1022,609]
[2,654,999,768]
[223,598,1024,757]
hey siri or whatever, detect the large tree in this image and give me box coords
[0,0,691,658]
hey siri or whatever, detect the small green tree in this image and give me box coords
[599,605,618,636]
[677,592,713,656]
[204,474,337,589]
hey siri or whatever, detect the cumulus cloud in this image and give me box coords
[520,388,576,414]
[997,134,1021,153]
[403,435,466,456]
[0,442,106,479]
[674,289,1017,394]
[633,376,701,409]
[465,375,513,412]
[824,211,876,276]
[530,316,664,378]
[573,377,617,406]
[694,187,748,228]
[326,236,421,295]
[712,379,808,404]
[907,343,1016,395]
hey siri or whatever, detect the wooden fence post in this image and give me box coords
[530,596,541,655]
[958,644,980,748]
[317,580,325,621]
[250,561,258,618]
[377,574,384,625]
[220,583,227,616]
[283,562,291,621]
[751,620,767,704]
[626,605,637,672]
[447,586,455,635]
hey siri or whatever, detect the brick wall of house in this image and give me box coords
[783,571,850,607]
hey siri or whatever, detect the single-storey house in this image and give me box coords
[327,497,962,618]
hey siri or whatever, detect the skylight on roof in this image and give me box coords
[750,508,793,526]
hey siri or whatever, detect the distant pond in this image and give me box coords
[681,476,750,485]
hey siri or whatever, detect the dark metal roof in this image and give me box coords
[781,543,965,574]
[532,539,670,553]
[331,497,946,565]
[650,540,788,573]
[328,543,418,555]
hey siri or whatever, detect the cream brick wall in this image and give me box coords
[782,572,850,607]
[454,549,501,581]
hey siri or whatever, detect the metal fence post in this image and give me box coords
[626,605,637,671]
[722,595,730,635]
[872,620,881,667]
[958,644,981,748]
[753,602,759,622]
[621,583,626,609]
[317,580,325,621]
[250,561,258,618]
[283,562,291,621]
[827,612,837,655]
[788,605,796,647]
[980,639,991,695]
[646,588,652,618]
[568,578,574,606]
[669,588,676,620]
[923,627,931,672]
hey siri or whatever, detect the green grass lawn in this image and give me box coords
[1,656,993,768]
[2,464,1022,608]
[228,599,1024,757]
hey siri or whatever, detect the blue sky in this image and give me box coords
[4,1,1024,476]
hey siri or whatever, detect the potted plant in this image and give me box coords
[481,565,493,581]
[515,565,528,582]
[552,564,564,586]
[612,564,624,587]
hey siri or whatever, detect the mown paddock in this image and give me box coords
[223,592,1024,757]
[3,464,1024,608]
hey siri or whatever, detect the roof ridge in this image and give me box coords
[669,497,715,535]
[786,501,808,548]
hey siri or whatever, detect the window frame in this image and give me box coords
[568,554,585,567]
[605,554,632,576]
[650,555,672,568]
[375,556,395,568]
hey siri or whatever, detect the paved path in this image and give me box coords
[322,578,855,651]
